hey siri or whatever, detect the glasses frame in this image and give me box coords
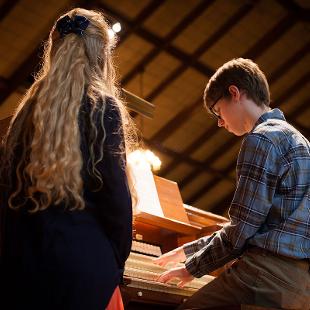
[210,95,223,120]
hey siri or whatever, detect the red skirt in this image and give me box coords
[106,286,124,310]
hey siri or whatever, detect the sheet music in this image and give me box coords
[128,153,164,217]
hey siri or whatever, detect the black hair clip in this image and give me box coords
[56,15,90,37]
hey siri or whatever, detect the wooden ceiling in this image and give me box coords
[0,0,309,216]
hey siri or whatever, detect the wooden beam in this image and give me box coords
[276,0,310,22]
[147,5,298,158]
[144,139,235,182]
[96,2,214,78]
[177,136,238,189]
[114,0,165,44]
[159,125,218,178]
[209,190,234,216]
[243,13,297,60]
[0,0,92,105]
[287,97,310,120]
[121,0,216,85]
[142,2,258,147]
[0,47,42,104]
[269,42,310,84]
[187,161,236,205]
[276,71,310,107]
[0,0,19,22]
[0,0,162,106]
[145,1,256,102]
[151,96,202,143]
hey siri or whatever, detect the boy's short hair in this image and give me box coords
[204,58,270,113]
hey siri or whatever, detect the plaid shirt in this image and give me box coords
[184,109,310,277]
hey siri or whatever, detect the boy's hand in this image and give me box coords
[152,246,186,268]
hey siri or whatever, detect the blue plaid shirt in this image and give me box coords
[184,109,310,277]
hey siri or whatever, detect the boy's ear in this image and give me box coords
[228,85,240,100]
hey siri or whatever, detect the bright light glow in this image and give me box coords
[144,150,161,171]
[108,28,115,40]
[128,149,161,172]
[112,22,121,33]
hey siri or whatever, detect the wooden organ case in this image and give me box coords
[121,174,229,309]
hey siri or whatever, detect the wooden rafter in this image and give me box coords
[0,0,19,22]
[121,0,216,86]
[0,0,164,106]
[145,1,256,102]
[243,13,297,60]
[139,2,259,147]
[95,2,214,77]
[276,0,310,22]
[0,47,42,104]
[144,138,235,183]
[0,0,90,104]
[113,0,165,44]
[177,135,238,190]
[269,42,310,84]
[159,124,218,178]
[148,7,299,148]
[151,96,203,143]
[187,161,236,206]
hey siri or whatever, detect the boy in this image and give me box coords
[154,58,310,309]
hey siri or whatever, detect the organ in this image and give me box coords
[121,174,229,309]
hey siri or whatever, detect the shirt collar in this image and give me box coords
[251,108,286,132]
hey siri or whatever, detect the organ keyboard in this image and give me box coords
[124,241,214,297]
[121,175,229,309]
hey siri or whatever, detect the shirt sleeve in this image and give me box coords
[185,133,280,277]
[183,234,216,258]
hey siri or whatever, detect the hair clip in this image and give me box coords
[56,15,90,37]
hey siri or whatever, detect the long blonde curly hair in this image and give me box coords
[0,8,137,212]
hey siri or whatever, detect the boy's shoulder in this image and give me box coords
[249,118,310,156]
[253,118,296,143]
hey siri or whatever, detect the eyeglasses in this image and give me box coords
[210,95,223,120]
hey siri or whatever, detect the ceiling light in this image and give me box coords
[112,22,121,33]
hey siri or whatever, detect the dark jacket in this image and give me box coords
[0,97,132,310]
